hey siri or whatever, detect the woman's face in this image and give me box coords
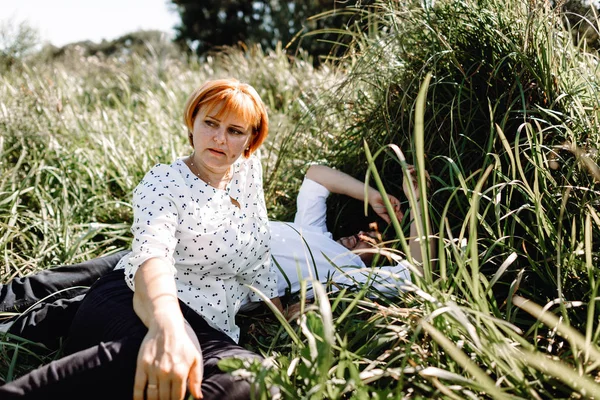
[190,103,253,172]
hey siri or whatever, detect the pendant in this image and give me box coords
[230,196,241,209]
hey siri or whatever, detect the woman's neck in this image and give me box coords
[185,157,232,189]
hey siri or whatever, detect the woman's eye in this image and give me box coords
[205,120,216,127]
[229,128,244,135]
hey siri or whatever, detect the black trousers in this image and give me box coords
[0,257,263,400]
[1,251,127,347]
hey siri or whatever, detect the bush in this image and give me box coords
[0,18,39,70]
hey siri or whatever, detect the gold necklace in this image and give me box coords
[187,156,240,208]
[188,158,232,187]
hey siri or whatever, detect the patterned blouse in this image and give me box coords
[115,155,277,342]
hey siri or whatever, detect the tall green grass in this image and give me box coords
[225,0,600,398]
[2,0,600,398]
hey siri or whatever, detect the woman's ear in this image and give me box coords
[188,132,194,146]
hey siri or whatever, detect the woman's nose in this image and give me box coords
[213,128,226,144]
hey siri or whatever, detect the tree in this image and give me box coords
[170,0,371,61]
[0,19,39,68]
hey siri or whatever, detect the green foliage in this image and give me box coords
[0,333,62,384]
[170,0,373,62]
[228,0,600,397]
[31,30,181,66]
[561,0,600,50]
[298,0,600,276]
[233,69,600,397]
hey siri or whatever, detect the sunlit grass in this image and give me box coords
[2,0,600,398]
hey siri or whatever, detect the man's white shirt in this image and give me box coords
[270,177,411,298]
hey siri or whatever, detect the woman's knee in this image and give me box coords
[201,371,255,400]
[200,350,264,400]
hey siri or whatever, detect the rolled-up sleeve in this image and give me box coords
[123,175,179,291]
[294,177,330,232]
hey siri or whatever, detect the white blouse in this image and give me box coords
[115,155,277,342]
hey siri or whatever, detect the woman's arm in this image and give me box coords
[305,165,402,223]
[125,167,203,400]
[132,259,204,400]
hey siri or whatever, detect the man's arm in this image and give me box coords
[307,164,434,272]
[403,165,435,273]
[306,165,369,201]
[305,165,402,223]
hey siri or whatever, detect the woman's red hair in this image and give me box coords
[183,78,269,158]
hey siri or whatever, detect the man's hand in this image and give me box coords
[284,302,301,321]
[369,191,403,224]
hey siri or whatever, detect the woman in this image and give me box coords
[0,78,281,400]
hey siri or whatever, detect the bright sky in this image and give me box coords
[1,0,179,47]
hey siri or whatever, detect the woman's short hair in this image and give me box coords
[183,78,269,158]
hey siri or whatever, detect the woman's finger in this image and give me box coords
[167,364,186,400]
[188,356,204,399]
[147,384,159,400]
[158,377,170,400]
[133,367,148,400]
[171,371,187,400]
[146,376,159,400]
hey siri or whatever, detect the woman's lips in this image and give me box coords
[208,148,225,156]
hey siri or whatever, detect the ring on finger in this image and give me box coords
[147,383,158,390]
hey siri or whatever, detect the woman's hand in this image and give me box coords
[134,315,204,400]
[132,259,204,400]
[369,190,403,224]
